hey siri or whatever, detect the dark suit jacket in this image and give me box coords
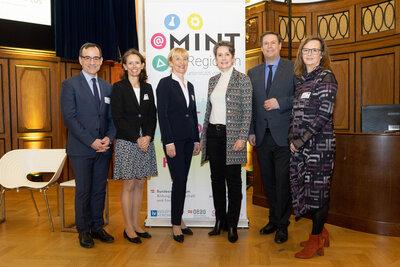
[60,72,116,157]
[156,75,199,144]
[111,79,157,143]
[248,58,296,147]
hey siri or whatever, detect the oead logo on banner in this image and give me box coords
[152,55,168,72]
[151,33,167,49]
[151,210,158,217]
[164,14,180,30]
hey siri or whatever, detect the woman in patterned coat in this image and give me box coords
[289,36,337,258]
[200,41,252,243]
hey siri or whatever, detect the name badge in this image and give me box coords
[104,97,110,104]
[191,94,195,101]
[301,92,311,99]
[143,94,149,100]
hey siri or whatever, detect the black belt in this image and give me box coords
[209,123,226,131]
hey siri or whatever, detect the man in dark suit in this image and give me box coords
[60,42,116,248]
[247,32,296,244]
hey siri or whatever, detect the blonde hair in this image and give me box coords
[167,47,189,63]
[294,36,332,78]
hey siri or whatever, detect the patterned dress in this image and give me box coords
[289,66,338,220]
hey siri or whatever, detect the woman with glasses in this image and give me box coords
[289,36,337,258]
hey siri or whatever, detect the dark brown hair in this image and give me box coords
[260,31,283,45]
[294,36,331,78]
[120,48,148,82]
[79,42,102,57]
[213,40,235,57]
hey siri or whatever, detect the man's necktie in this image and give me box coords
[266,65,273,97]
[92,78,101,108]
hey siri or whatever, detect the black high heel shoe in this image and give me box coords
[135,231,152,238]
[124,230,142,244]
[228,227,238,243]
[181,228,193,235]
[173,232,184,243]
[208,219,227,236]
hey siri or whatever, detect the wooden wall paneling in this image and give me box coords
[329,133,400,236]
[397,46,400,103]
[110,63,123,85]
[16,64,52,133]
[9,59,59,149]
[251,147,269,208]
[245,50,264,72]
[98,64,111,82]
[0,139,5,157]
[18,136,52,149]
[356,0,400,41]
[355,47,398,131]
[331,53,355,132]
[313,5,356,46]
[65,62,82,79]
[65,62,111,83]
[59,61,67,149]
[274,11,311,46]
[0,59,11,157]
[246,3,266,50]
[58,61,68,181]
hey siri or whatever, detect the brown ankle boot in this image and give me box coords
[295,234,324,259]
[299,227,330,247]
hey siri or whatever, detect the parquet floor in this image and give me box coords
[0,180,399,267]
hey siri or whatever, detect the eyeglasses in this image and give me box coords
[81,56,101,62]
[302,48,321,55]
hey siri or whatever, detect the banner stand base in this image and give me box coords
[145,218,249,228]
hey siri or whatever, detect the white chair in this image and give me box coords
[0,149,67,232]
[60,179,109,232]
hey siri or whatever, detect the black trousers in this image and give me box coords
[70,153,112,233]
[164,139,194,226]
[257,129,291,228]
[207,124,242,228]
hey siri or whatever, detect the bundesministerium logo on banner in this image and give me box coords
[145,0,248,227]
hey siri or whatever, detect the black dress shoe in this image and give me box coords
[181,228,193,235]
[208,219,227,236]
[135,231,152,238]
[91,229,114,243]
[79,232,94,248]
[274,227,288,244]
[228,227,238,243]
[173,234,184,243]
[124,230,142,244]
[259,222,277,235]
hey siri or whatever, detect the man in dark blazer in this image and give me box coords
[247,31,296,244]
[60,43,116,248]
